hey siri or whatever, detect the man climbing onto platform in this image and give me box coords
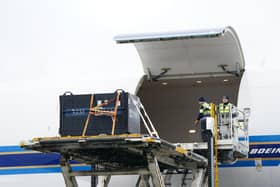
[194,97,211,142]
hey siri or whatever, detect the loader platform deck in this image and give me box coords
[21,134,208,187]
[22,134,207,171]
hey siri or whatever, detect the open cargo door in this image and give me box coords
[115,27,245,142]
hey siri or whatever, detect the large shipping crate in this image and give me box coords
[59,91,140,136]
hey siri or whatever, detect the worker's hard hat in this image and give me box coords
[223,96,229,100]
[198,97,206,102]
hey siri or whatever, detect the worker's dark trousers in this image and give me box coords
[200,117,210,142]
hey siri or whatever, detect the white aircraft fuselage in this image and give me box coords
[0,25,280,187]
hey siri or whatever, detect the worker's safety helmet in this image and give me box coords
[198,97,206,102]
[223,96,229,100]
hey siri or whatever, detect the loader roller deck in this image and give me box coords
[22,134,209,187]
[22,134,207,170]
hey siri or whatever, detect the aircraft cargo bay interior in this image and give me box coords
[137,75,242,143]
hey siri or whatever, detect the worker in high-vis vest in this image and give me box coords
[218,96,236,117]
[218,96,237,139]
[194,97,211,142]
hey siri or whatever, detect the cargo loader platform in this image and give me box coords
[22,134,208,187]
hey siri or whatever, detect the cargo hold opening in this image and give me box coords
[115,26,245,143]
[136,75,242,142]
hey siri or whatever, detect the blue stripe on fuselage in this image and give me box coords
[0,135,280,174]
[249,135,280,142]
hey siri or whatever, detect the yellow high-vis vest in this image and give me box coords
[219,103,233,114]
[200,102,211,116]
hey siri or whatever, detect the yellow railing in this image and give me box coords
[210,103,219,187]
